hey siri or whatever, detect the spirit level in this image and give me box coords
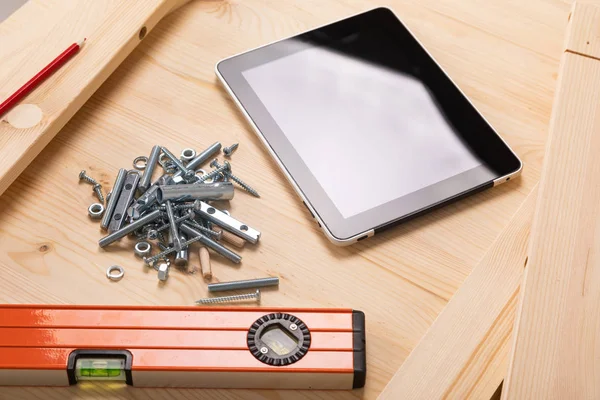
[0,304,366,389]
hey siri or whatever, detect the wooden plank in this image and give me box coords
[503,3,600,398]
[0,0,190,197]
[378,187,535,400]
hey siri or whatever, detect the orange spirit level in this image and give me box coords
[0,304,366,389]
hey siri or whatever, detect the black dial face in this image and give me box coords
[247,313,311,366]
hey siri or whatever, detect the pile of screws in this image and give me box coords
[79,142,268,302]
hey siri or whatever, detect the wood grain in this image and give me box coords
[565,1,600,60]
[378,187,535,400]
[0,0,190,197]
[0,0,573,398]
[503,3,600,398]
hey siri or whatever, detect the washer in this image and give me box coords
[133,156,148,170]
[134,241,152,257]
[106,265,125,281]
[181,148,196,161]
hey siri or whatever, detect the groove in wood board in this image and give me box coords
[503,4,600,398]
[378,187,535,400]
[565,2,600,60]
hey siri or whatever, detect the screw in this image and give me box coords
[260,347,269,354]
[155,212,193,233]
[154,204,195,212]
[195,289,261,305]
[185,219,222,240]
[93,184,105,203]
[289,323,298,331]
[196,163,230,184]
[223,143,239,157]
[79,170,98,185]
[211,160,260,198]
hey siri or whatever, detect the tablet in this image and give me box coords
[216,7,522,245]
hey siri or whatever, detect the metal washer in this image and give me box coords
[180,148,196,161]
[133,156,148,170]
[106,265,125,281]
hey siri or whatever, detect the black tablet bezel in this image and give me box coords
[217,7,522,241]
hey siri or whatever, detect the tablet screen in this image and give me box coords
[217,7,521,240]
[243,47,482,218]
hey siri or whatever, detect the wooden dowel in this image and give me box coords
[198,246,212,280]
[213,226,245,248]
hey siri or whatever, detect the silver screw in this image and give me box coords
[93,184,105,204]
[155,212,193,233]
[223,143,239,157]
[185,219,222,240]
[211,160,260,198]
[260,347,269,354]
[79,170,98,185]
[154,204,195,212]
[195,289,261,305]
[289,323,298,331]
[196,163,230,184]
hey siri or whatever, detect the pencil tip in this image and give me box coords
[77,38,87,47]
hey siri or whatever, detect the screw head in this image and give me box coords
[79,170,87,180]
[93,183,102,190]
[210,158,220,169]
[289,323,298,331]
[255,289,261,303]
[223,160,231,172]
[260,347,268,354]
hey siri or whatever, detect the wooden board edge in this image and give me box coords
[502,2,600,397]
[377,187,537,400]
[0,0,190,197]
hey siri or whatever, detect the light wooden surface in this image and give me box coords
[0,0,190,197]
[379,187,536,400]
[0,0,573,399]
[503,3,600,398]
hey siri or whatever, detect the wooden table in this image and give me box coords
[0,0,572,399]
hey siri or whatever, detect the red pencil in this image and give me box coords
[0,38,86,118]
